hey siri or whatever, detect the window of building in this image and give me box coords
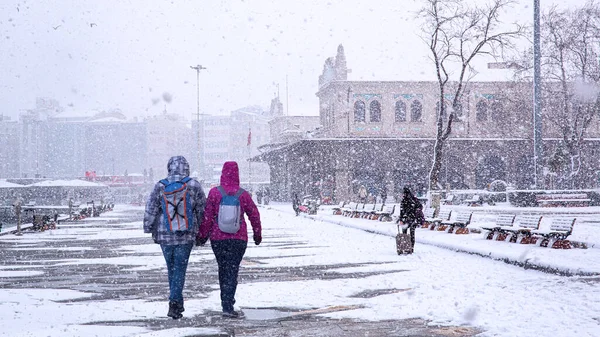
[454,102,464,121]
[370,100,381,122]
[476,101,488,122]
[411,100,422,122]
[491,101,503,119]
[354,100,365,123]
[395,101,407,122]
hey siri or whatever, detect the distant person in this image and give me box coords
[292,193,301,216]
[196,161,262,318]
[358,185,367,203]
[143,156,206,319]
[397,186,424,250]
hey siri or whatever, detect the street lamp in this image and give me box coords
[190,64,207,179]
[533,0,543,189]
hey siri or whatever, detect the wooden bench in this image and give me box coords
[442,194,455,205]
[359,203,376,218]
[391,204,403,223]
[351,203,366,218]
[481,214,516,240]
[429,208,452,231]
[464,194,482,206]
[332,201,346,215]
[341,202,357,217]
[531,217,577,249]
[376,204,397,222]
[535,193,590,207]
[502,215,542,244]
[369,204,385,220]
[440,212,473,234]
[421,208,436,228]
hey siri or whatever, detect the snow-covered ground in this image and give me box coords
[0,204,599,337]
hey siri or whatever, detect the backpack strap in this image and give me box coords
[159,179,169,186]
[181,177,192,184]
[217,186,244,197]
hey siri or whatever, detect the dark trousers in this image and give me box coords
[402,226,416,248]
[211,239,247,312]
[161,243,193,304]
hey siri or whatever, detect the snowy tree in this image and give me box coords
[540,2,600,188]
[419,0,524,191]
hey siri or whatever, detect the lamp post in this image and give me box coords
[533,0,543,188]
[190,65,207,179]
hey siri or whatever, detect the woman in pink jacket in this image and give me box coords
[197,161,262,318]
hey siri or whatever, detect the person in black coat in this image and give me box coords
[397,186,424,249]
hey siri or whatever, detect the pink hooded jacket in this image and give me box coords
[198,161,261,242]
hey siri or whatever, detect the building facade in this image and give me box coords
[255,45,600,203]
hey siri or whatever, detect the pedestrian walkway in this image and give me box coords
[266,203,600,276]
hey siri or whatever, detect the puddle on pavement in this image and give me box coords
[242,308,294,320]
[242,305,363,321]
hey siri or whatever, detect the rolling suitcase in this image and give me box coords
[396,224,413,255]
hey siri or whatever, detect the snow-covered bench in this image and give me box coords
[481,214,516,240]
[358,203,376,218]
[369,204,385,220]
[441,211,473,234]
[430,208,453,231]
[375,204,397,222]
[332,201,346,215]
[421,207,436,228]
[341,202,357,217]
[531,217,576,249]
[464,194,482,206]
[535,193,590,207]
[502,215,542,244]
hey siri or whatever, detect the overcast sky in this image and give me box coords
[0,0,588,120]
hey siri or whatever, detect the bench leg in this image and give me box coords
[551,240,572,249]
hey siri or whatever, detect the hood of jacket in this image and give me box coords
[167,156,190,177]
[220,161,240,187]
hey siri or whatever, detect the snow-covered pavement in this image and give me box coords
[0,204,599,336]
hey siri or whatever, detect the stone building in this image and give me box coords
[254,45,600,203]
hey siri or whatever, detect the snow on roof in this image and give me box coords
[28,179,107,187]
[0,180,25,188]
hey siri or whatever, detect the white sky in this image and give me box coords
[0,0,590,120]
[1,203,599,336]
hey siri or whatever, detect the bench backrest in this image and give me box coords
[514,215,542,229]
[363,203,375,212]
[380,204,395,214]
[392,204,402,217]
[549,218,576,232]
[437,208,452,220]
[337,201,345,208]
[496,214,516,227]
[454,212,473,224]
[423,207,436,218]
[356,203,365,211]
[346,202,357,210]
[374,204,385,212]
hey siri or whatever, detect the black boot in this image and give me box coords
[167,301,183,319]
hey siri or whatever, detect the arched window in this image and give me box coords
[476,101,487,122]
[491,101,503,119]
[370,100,381,122]
[354,100,365,123]
[395,101,406,122]
[411,100,422,122]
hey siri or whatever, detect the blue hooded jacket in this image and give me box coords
[143,156,206,245]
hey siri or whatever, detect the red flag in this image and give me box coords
[247,128,251,146]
